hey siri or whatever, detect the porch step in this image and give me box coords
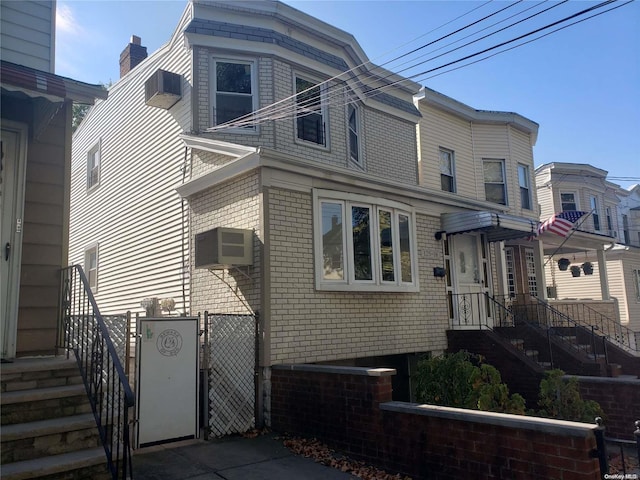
[510,339,525,350]
[1,413,100,463]
[538,361,553,369]
[1,357,109,479]
[1,357,82,392]
[0,384,91,425]
[0,447,110,480]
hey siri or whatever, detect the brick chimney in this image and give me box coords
[119,35,147,78]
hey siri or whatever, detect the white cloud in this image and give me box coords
[56,3,82,36]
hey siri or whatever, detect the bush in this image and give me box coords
[535,369,604,423]
[414,351,526,415]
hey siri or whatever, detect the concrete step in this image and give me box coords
[1,413,100,464]
[0,447,110,480]
[538,361,553,369]
[1,357,82,393]
[1,384,91,425]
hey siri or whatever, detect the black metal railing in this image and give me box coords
[595,418,640,477]
[547,301,638,354]
[449,292,514,329]
[58,265,134,480]
[509,298,609,364]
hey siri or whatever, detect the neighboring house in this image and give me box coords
[535,163,640,346]
[616,183,640,247]
[415,87,542,320]
[1,0,106,359]
[69,0,543,421]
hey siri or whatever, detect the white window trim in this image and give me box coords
[590,196,601,231]
[560,191,579,212]
[313,189,419,292]
[439,147,455,193]
[518,164,532,210]
[210,57,258,134]
[84,243,99,292]
[293,72,329,149]
[87,141,101,191]
[483,158,507,206]
[347,103,362,167]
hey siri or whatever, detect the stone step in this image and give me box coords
[1,357,82,393]
[0,447,110,480]
[1,384,91,425]
[1,413,100,464]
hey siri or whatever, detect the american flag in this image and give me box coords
[537,211,588,237]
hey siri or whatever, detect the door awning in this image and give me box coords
[441,211,538,242]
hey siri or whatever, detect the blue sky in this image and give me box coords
[55,0,640,189]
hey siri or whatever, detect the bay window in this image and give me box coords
[315,190,418,291]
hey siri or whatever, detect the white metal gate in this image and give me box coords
[135,317,199,448]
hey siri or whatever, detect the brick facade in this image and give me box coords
[266,186,449,364]
[271,365,602,480]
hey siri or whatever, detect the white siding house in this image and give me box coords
[0,1,55,73]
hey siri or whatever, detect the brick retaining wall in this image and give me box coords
[574,375,640,440]
[272,364,602,480]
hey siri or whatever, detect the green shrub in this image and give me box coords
[535,369,603,423]
[414,351,526,415]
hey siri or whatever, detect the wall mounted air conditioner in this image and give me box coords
[145,69,182,109]
[195,228,253,269]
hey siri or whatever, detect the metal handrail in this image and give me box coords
[533,297,638,355]
[58,265,134,480]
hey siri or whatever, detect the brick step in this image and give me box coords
[1,413,100,464]
[1,384,91,425]
[1,357,82,393]
[0,447,110,480]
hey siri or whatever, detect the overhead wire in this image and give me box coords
[205,0,509,132]
[207,0,626,133]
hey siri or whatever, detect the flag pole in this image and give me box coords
[542,210,594,267]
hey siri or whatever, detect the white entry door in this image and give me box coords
[135,317,200,448]
[451,234,488,327]
[1,126,27,359]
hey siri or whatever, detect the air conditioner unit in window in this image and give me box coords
[145,69,182,109]
[195,228,253,269]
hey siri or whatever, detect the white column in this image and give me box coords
[535,239,548,300]
[597,247,610,300]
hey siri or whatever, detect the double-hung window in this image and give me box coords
[590,196,601,231]
[560,192,577,211]
[483,159,507,205]
[439,148,455,192]
[634,269,640,301]
[212,59,256,130]
[606,207,614,236]
[314,190,418,291]
[84,244,98,291]
[347,104,360,165]
[87,143,101,190]
[296,76,325,145]
[518,164,532,210]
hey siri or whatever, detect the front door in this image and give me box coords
[451,234,489,327]
[1,126,27,359]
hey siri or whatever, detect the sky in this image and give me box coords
[54,0,640,189]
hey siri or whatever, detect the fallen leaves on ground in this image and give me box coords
[280,436,412,480]
[608,447,640,475]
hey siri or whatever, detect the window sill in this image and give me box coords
[315,282,419,293]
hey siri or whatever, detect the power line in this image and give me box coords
[207,0,628,133]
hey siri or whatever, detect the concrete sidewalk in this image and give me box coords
[132,434,355,480]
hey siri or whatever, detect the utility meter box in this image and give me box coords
[195,227,253,269]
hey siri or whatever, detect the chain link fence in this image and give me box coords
[203,312,257,438]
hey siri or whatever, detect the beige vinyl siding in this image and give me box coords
[509,127,536,216]
[69,19,192,315]
[471,123,512,206]
[267,187,448,365]
[0,1,54,72]
[622,255,640,332]
[607,259,628,324]
[15,104,70,355]
[417,104,474,196]
[546,259,603,301]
